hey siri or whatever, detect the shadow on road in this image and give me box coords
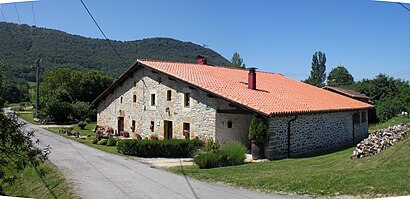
[179,159,199,199]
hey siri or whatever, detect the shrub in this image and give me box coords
[194,151,223,169]
[248,116,269,144]
[78,121,87,130]
[116,139,204,158]
[221,141,246,166]
[204,139,220,152]
[97,139,107,145]
[92,138,98,144]
[107,137,119,146]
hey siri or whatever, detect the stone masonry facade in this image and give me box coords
[265,110,368,159]
[97,65,369,159]
[97,66,252,143]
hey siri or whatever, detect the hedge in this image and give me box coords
[116,139,204,158]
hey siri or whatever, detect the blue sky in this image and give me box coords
[1,0,409,81]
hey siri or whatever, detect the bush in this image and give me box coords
[248,116,269,144]
[107,137,119,146]
[221,141,246,166]
[204,139,220,152]
[92,138,98,144]
[116,139,204,158]
[194,151,223,169]
[376,96,406,122]
[97,139,107,145]
[78,121,87,130]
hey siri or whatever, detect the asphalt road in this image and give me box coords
[21,120,306,199]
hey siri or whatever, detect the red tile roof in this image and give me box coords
[323,86,370,99]
[137,60,373,116]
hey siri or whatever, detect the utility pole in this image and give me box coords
[33,59,43,118]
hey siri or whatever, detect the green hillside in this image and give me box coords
[0,22,230,81]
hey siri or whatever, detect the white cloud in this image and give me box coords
[0,0,37,4]
[375,0,410,3]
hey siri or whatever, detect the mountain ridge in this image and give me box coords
[0,22,230,81]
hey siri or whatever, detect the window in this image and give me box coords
[150,121,154,132]
[227,121,232,128]
[120,96,123,103]
[353,113,360,124]
[133,95,137,103]
[361,111,367,123]
[167,90,172,101]
[183,123,190,138]
[151,94,156,106]
[184,93,190,107]
[132,120,136,132]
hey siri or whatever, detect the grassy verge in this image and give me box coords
[18,112,36,124]
[47,123,121,155]
[369,115,410,132]
[3,161,77,198]
[169,116,410,197]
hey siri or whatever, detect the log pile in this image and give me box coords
[352,124,409,158]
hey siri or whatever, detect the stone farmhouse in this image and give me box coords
[91,57,373,159]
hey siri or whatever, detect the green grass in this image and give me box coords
[47,123,121,155]
[170,116,410,197]
[369,115,410,132]
[18,112,36,124]
[3,161,77,198]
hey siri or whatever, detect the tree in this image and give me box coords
[230,52,246,68]
[327,66,354,87]
[304,51,327,87]
[0,100,47,194]
[348,74,410,122]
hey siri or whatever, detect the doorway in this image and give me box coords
[118,117,124,133]
[164,120,173,140]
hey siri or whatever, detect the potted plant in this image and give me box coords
[183,130,190,139]
[122,131,130,137]
[150,134,159,140]
[248,116,269,160]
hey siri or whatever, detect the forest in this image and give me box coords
[0,22,230,103]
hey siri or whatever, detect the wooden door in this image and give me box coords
[164,120,173,140]
[118,117,124,133]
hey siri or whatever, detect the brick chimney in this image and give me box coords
[248,67,257,90]
[196,55,207,65]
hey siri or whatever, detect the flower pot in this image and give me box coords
[251,140,264,160]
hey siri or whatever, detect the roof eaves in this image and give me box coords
[90,60,140,106]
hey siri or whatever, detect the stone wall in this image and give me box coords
[97,66,250,144]
[266,110,368,159]
[215,113,253,147]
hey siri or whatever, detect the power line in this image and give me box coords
[13,3,20,23]
[31,1,36,25]
[398,2,410,13]
[79,0,125,64]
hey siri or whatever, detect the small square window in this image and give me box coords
[167,90,172,101]
[133,95,137,103]
[184,93,190,107]
[227,121,232,128]
[151,94,156,106]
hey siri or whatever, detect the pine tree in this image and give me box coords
[230,52,246,68]
[304,51,327,87]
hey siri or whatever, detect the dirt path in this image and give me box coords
[22,121,306,199]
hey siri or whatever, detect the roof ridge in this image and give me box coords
[138,59,279,75]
